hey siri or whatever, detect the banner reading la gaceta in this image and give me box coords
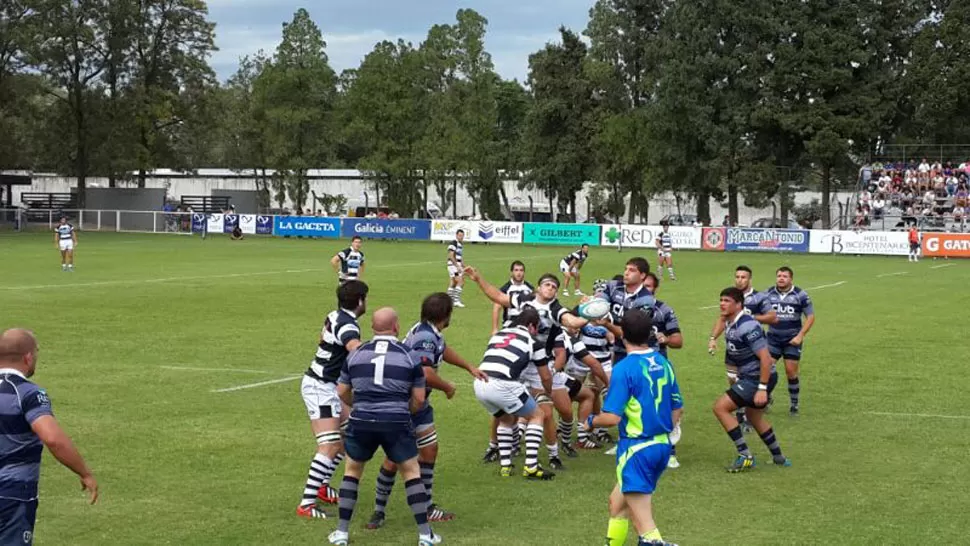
[599,225,701,249]
[431,220,523,243]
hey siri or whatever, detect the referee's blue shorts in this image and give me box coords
[0,498,37,545]
[615,438,671,495]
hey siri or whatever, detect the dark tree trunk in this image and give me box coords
[696,190,710,226]
[821,163,832,228]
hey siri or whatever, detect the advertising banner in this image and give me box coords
[273,216,341,238]
[922,233,970,258]
[191,213,206,233]
[600,225,701,249]
[341,218,431,240]
[431,220,522,243]
[523,223,600,246]
[702,227,726,251]
[238,214,257,235]
[725,228,810,253]
[256,215,273,235]
[206,213,224,234]
[222,214,239,234]
[810,230,909,256]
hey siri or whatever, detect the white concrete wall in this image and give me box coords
[10,171,855,226]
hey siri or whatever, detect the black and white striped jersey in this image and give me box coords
[499,280,535,322]
[563,248,588,266]
[335,248,365,280]
[447,240,463,266]
[55,223,75,240]
[479,325,547,381]
[306,308,361,383]
[508,292,568,349]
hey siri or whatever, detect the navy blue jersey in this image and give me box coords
[479,326,548,381]
[724,313,772,380]
[336,248,365,280]
[597,280,655,359]
[307,309,361,382]
[743,288,771,317]
[339,336,425,422]
[499,280,534,322]
[0,371,53,501]
[764,286,814,341]
[404,322,446,408]
[649,299,681,359]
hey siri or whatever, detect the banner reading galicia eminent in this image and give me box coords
[725,228,810,253]
[523,223,600,246]
[340,218,431,240]
[273,216,341,238]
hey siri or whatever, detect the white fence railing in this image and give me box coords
[0,209,194,235]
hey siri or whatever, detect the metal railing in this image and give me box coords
[0,208,195,234]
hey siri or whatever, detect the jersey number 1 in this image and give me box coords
[372,355,386,385]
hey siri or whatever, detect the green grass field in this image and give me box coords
[2,232,969,545]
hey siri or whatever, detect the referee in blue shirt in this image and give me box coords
[0,329,98,545]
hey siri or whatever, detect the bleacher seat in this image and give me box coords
[180,196,231,214]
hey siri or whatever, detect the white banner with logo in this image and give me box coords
[206,213,224,234]
[810,230,909,256]
[599,224,701,250]
[238,214,257,234]
[430,220,522,244]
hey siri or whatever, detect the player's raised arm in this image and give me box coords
[463,266,512,308]
[491,303,504,335]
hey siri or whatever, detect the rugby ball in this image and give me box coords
[577,297,611,320]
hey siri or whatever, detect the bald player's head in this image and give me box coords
[371,308,399,337]
[0,329,39,377]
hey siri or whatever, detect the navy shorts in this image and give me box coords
[768,338,803,361]
[0,499,37,545]
[411,404,435,433]
[344,420,418,464]
[727,373,778,409]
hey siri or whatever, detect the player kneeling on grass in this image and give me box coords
[331,308,442,546]
[473,308,557,481]
[584,309,682,546]
[366,293,487,529]
[713,287,791,473]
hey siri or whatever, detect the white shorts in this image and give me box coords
[519,367,543,391]
[301,376,342,421]
[59,240,74,252]
[657,250,671,258]
[447,264,463,278]
[474,378,534,417]
[559,260,577,274]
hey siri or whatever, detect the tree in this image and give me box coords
[130,0,216,186]
[523,27,595,222]
[222,52,271,208]
[493,78,531,217]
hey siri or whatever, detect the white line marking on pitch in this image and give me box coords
[698,305,719,310]
[211,376,302,393]
[866,411,970,421]
[807,281,847,290]
[931,263,956,270]
[876,271,909,278]
[2,251,565,291]
[160,366,277,374]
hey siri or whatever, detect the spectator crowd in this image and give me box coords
[858,159,969,232]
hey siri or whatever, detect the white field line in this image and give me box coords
[930,263,956,270]
[876,271,909,278]
[211,375,302,393]
[160,366,277,374]
[698,305,720,310]
[2,251,564,291]
[865,411,970,421]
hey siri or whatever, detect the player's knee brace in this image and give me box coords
[339,420,349,432]
[417,431,438,449]
[535,393,552,405]
[316,431,342,446]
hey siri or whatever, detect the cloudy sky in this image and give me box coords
[206,0,595,82]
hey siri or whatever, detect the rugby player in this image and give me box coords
[54,216,77,272]
[764,267,814,416]
[643,273,684,469]
[713,288,791,472]
[296,281,367,519]
[573,280,616,449]
[908,225,921,262]
[472,308,556,480]
[366,293,486,529]
[707,266,777,427]
[464,266,587,467]
[550,326,610,456]
[446,230,466,308]
[584,309,682,546]
[654,224,675,281]
[491,261,534,335]
[331,236,365,284]
[330,308,441,546]
[559,244,590,296]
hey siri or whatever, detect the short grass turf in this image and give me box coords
[1,232,969,545]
